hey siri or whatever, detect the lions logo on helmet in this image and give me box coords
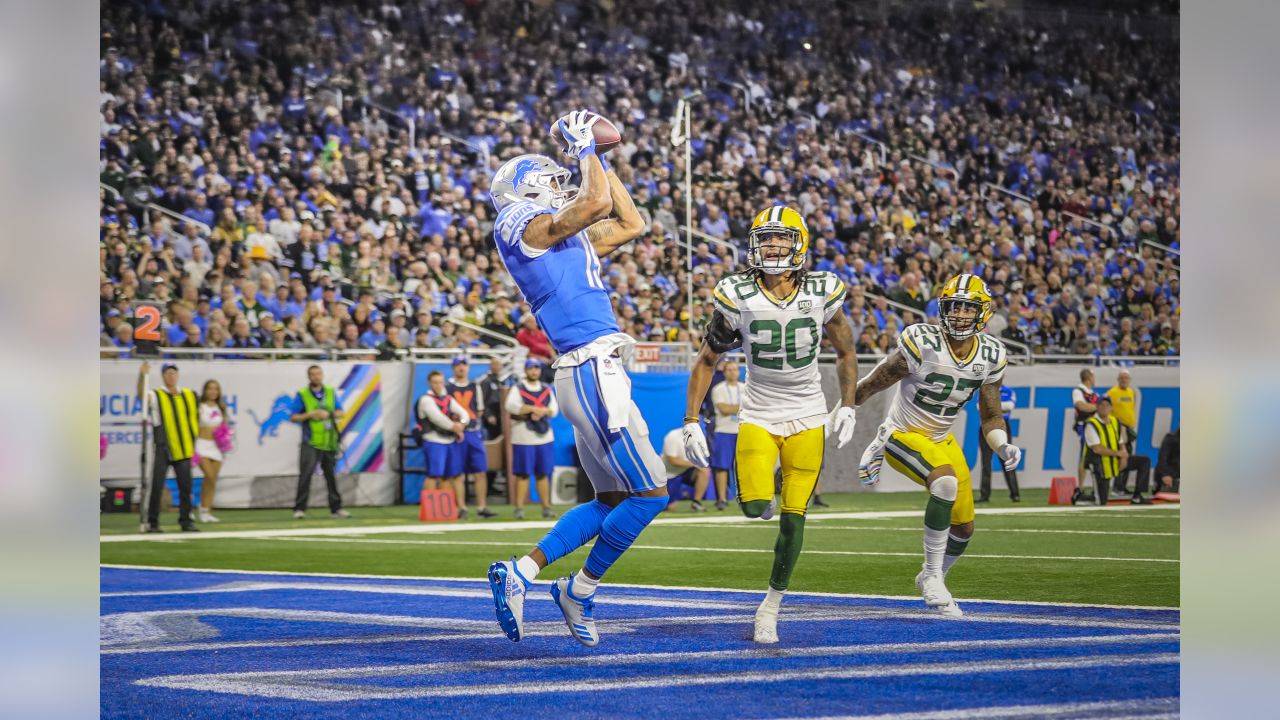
[489,153,578,211]
[747,205,809,275]
[937,274,994,340]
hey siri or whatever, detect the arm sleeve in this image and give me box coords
[504,387,525,415]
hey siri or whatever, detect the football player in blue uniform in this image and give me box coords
[485,110,667,647]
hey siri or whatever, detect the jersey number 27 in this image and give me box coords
[913,372,981,417]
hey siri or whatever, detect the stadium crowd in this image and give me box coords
[99,0,1180,362]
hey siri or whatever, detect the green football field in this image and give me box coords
[100,489,1179,607]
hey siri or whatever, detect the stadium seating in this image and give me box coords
[98,0,1179,361]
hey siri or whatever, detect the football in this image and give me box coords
[551,111,622,154]
[591,113,622,153]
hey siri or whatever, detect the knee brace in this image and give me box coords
[929,475,958,502]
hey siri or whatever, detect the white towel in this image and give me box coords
[552,333,636,432]
[593,353,631,432]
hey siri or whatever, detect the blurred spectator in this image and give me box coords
[1155,428,1180,493]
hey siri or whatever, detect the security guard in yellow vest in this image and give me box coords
[289,365,350,519]
[1083,395,1152,506]
[137,361,200,532]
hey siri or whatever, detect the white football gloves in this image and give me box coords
[682,422,710,468]
[997,443,1023,472]
[554,109,599,160]
[859,423,889,486]
[829,406,857,449]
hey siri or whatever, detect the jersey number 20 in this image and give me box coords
[748,318,818,370]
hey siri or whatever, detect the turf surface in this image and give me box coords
[101,489,1179,607]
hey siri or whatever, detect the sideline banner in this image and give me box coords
[100,360,410,507]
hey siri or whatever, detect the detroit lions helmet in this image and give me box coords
[489,154,578,211]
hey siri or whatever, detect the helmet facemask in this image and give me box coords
[748,225,804,275]
[939,297,988,339]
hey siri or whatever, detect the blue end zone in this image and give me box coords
[101,567,1179,719]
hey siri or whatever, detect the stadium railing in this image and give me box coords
[146,202,212,236]
[449,319,519,347]
[979,182,1120,241]
[677,225,741,265]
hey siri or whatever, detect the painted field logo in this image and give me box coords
[247,395,294,445]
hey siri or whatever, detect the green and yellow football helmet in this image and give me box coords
[747,205,809,275]
[937,273,994,339]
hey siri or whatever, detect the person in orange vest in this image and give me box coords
[505,359,560,520]
[417,370,467,507]
[447,356,497,519]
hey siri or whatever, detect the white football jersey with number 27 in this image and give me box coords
[883,323,1009,442]
[712,271,846,435]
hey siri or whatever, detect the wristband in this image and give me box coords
[985,427,1008,452]
[683,416,700,425]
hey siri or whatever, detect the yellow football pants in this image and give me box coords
[735,423,824,515]
[883,430,975,525]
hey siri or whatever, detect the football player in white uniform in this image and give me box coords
[854,274,1022,617]
[682,205,859,643]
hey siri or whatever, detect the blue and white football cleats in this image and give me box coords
[550,575,599,647]
[487,557,531,642]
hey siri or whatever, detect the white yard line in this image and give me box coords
[671,524,1179,537]
[100,563,1180,611]
[265,535,1181,564]
[136,652,1180,701]
[101,503,1178,543]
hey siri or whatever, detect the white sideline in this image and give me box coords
[101,502,1178,543]
[101,563,1181,611]
[265,535,1181,564]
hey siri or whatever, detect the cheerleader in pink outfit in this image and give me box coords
[195,379,232,522]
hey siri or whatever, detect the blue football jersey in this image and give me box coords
[493,200,620,353]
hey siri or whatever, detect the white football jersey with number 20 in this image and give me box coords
[712,271,847,435]
[883,323,1009,442]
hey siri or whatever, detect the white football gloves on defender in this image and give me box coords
[554,109,599,159]
[828,406,857,449]
[986,426,1022,472]
[996,443,1023,472]
[683,422,710,468]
